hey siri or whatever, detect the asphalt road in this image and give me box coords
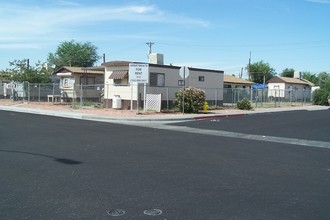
[0,110,330,219]
[174,109,330,142]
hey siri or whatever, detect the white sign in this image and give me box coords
[179,66,189,79]
[129,63,149,83]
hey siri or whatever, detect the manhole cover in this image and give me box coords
[108,209,125,217]
[144,209,162,216]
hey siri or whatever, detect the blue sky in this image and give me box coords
[0,0,329,77]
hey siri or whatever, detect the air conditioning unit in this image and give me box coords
[149,53,164,65]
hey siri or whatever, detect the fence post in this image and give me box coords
[232,88,234,107]
[302,89,305,105]
[52,83,55,103]
[27,82,30,103]
[38,84,41,102]
[250,87,253,102]
[72,83,75,107]
[80,84,83,108]
[214,88,217,107]
[166,87,169,110]
[106,83,109,109]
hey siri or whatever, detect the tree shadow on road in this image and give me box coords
[0,149,82,165]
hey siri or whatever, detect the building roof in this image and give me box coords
[267,76,314,86]
[55,66,104,75]
[102,60,224,74]
[224,74,253,85]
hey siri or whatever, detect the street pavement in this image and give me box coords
[0,105,330,219]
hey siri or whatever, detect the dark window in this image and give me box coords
[80,76,95,85]
[199,76,205,82]
[178,80,184,86]
[114,79,121,85]
[150,73,165,87]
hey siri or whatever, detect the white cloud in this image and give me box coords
[0,43,43,49]
[0,2,209,49]
[305,0,330,4]
[54,1,81,7]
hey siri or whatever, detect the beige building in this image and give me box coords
[224,75,253,88]
[267,76,314,100]
[55,66,104,99]
[103,58,224,109]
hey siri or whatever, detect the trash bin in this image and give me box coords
[112,95,122,109]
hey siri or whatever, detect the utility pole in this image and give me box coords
[248,52,251,81]
[146,42,154,58]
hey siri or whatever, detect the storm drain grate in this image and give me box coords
[143,209,162,216]
[107,209,125,217]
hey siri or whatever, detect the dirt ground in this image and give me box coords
[0,99,149,117]
[0,99,240,117]
[0,99,316,118]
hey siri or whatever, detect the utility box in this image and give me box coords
[112,95,122,109]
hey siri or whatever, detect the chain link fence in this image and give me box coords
[223,88,312,107]
[0,82,313,109]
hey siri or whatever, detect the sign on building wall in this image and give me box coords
[129,63,149,84]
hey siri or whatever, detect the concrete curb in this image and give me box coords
[193,113,248,120]
[0,105,329,123]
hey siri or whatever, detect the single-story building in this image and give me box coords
[102,54,224,110]
[267,76,314,101]
[222,75,253,104]
[54,66,104,100]
[223,74,253,88]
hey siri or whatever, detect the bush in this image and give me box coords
[313,88,330,106]
[175,87,206,113]
[236,98,253,110]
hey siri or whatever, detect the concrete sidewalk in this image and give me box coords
[0,104,328,123]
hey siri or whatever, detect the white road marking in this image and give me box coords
[145,124,330,149]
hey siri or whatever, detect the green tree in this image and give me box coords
[0,69,11,81]
[246,60,276,84]
[302,72,318,85]
[4,59,52,83]
[312,88,329,106]
[280,68,295,78]
[47,40,100,69]
[317,72,330,88]
[312,72,330,106]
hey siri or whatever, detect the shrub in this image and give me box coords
[313,88,330,106]
[175,87,206,113]
[236,98,253,110]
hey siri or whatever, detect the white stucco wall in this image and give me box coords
[268,83,285,97]
[268,82,311,100]
[104,64,224,103]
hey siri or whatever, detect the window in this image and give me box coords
[114,79,121,85]
[178,80,184,86]
[199,76,205,82]
[150,73,165,87]
[114,78,128,86]
[60,77,75,88]
[80,76,95,85]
